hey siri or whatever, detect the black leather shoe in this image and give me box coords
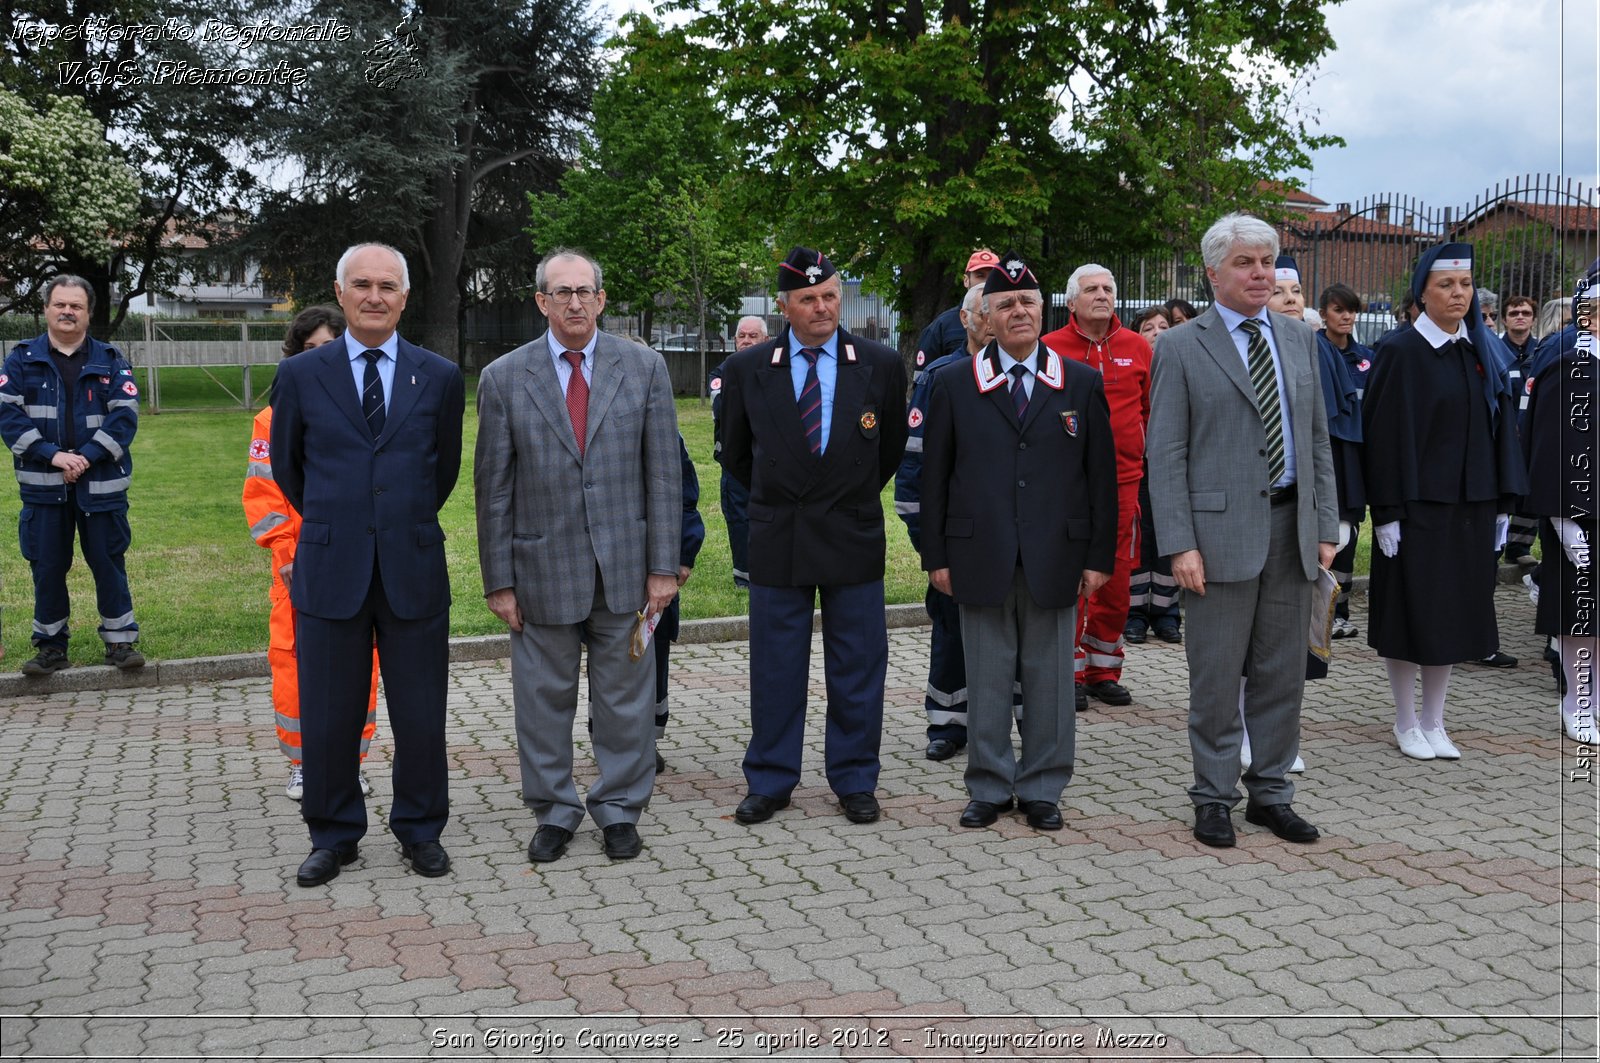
[1021,801,1063,830]
[1471,651,1518,668]
[527,825,573,863]
[296,846,357,887]
[1193,803,1235,847]
[401,840,450,877]
[1075,686,1088,712]
[734,794,789,824]
[1244,801,1320,842]
[1085,680,1132,706]
[655,750,667,773]
[1154,625,1182,644]
[1123,624,1148,645]
[602,823,643,860]
[958,797,1014,827]
[925,738,963,761]
[839,792,880,823]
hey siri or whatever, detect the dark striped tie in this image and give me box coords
[1010,364,1029,421]
[798,347,823,453]
[1238,319,1284,484]
[361,349,385,438]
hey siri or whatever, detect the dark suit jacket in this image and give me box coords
[719,326,908,587]
[270,335,465,620]
[919,341,1118,609]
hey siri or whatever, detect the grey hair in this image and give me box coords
[736,314,768,335]
[1065,263,1116,304]
[335,243,410,291]
[1200,213,1279,270]
[1475,287,1498,311]
[43,274,94,315]
[961,285,985,315]
[537,248,603,293]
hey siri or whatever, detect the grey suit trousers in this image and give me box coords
[513,569,655,831]
[1185,500,1310,807]
[960,566,1077,805]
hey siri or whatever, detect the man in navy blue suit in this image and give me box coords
[271,243,466,887]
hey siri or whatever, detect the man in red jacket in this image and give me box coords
[1041,264,1152,707]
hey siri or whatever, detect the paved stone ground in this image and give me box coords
[0,584,1595,1062]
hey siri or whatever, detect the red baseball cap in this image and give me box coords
[965,249,1000,274]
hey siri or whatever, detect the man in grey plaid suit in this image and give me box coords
[474,248,682,864]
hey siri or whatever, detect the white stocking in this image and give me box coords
[1238,678,1251,762]
[1560,636,1598,742]
[1418,664,1453,732]
[1385,658,1419,731]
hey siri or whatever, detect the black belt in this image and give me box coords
[1268,483,1297,506]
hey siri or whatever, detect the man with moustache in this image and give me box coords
[718,248,908,826]
[1,275,143,674]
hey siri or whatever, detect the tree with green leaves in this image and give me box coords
[2,0,262,330]
[0,88,140,315]
[641,0,1343,351]
[246,0,604,360]
[528,19,761,350]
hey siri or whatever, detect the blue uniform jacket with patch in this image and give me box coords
[0,334,139,511]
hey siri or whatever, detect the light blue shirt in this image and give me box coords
[789,331,839,452]
[546,330,597,397]
[344,332,397,408]
[996,344,1039,402]
[1214,304,1297,487]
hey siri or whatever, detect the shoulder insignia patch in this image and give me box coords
[249,439,270,461]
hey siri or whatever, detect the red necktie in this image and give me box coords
[563,350,588,455]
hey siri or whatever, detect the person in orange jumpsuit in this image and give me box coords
[244,305,379,801]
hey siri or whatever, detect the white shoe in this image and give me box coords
[1394,726,1436,760]
[1420,728,1460,759]
[1240,740,1252,770]
[1289,755,1305,773]
[285,764,305,801]
[1562,714,1593,743]
[358,772,372,797]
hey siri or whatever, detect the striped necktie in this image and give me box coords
[1238,319,1284,484]
[798,347,823,453]
[361,350,385,438]
[1010,363,1029,421]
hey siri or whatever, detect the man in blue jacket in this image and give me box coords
[0,276,143,675]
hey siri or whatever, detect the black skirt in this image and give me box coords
[1367,499,1499,664]
[1535,519,1599,638]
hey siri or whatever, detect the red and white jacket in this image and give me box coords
[1041,314,1151,485]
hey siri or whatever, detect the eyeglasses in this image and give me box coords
[1482,311,1498,321]
[1505,309,1534,318]
[542,287,599,305]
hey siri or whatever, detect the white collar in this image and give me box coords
[1414,312,1467,350]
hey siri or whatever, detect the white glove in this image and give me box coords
[1337,521,1352,551]
[1494,513,1509,551]
[1553,517,1591,569]
[1375,521,1401,558]
[1524,572,1540,606]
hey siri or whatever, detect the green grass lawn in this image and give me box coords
[0,373,930,663]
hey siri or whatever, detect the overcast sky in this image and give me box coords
[1290,0,1599,210]
[604,0,1599,214]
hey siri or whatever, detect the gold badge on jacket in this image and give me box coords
[1061,410,1079,437]
[860,410,878,431]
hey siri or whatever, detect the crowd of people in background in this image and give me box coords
[7,210,1591,886]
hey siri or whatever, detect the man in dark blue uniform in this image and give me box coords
[912,249,999,383]
[0,276,143,674]
[718,248,908,826]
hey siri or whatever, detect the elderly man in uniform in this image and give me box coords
[1041,264,1152,711]
[1146,213,1337,848]
[919,252,1118,831]
[709,315,769,588]
[913,249,1001,376]
[718,248,908,826]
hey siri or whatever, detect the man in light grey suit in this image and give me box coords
[474,248,681,864]
[1146,213,1337,849]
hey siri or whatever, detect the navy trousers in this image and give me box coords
[720,472,750,586]
[297,562,450,851]
[19,501,137,648]
[744,580,886,799]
